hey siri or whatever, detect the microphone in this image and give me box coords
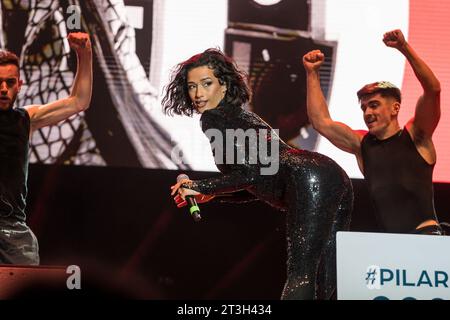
[177,174,201,222]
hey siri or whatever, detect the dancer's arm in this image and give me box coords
[303,50,365,154]
[174,189,258,208]
[171,171,256,199]
[25,32,92,135]
[383,29,441,139]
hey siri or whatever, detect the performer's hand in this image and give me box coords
[68,32,92,53]
[383,29,407,50]
[174,193,215,208]
[303,50,325,72]
[170,178,200,200]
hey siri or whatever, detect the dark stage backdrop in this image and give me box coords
[25,164,450,299]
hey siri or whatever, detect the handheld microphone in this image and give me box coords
[177,174,201,222]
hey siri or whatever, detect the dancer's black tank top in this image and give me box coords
[361,127,437,233]
[0,107,30,221]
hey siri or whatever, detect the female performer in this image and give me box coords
[163,49,353,299]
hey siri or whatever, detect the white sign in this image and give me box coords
[336,231,450,300]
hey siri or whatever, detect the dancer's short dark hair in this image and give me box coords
[357,81,401,103]
[0,50,20,69]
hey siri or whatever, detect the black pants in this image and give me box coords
[0,217,40,265]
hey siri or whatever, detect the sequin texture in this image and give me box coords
[190,102,353,299]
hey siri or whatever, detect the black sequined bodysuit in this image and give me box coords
[190,102,353,299]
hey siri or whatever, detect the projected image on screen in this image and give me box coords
[1,0,188,169]
[225,34,335,150]
[3,0,450,182]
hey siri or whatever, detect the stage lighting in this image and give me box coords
[253,0,282,6]
[226,0,336,150]
[124,0,153,77]
[228,0,309,31]
[225,32,335,150]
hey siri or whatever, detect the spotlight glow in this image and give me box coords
[253,0,282,6]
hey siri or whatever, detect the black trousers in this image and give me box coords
[0,217,40,265]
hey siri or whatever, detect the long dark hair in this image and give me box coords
[162,48,251,116]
